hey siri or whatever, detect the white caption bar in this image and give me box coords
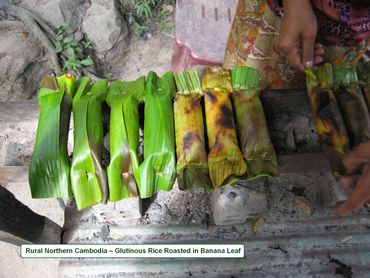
[21,244,244,258]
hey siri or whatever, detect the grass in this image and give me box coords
[120,0,175,36]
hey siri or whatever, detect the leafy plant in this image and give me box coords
[55,23,94,72]
[121,0,175,36]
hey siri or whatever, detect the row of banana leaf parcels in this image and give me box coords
[29,66,279,210]
[306,62,370,176]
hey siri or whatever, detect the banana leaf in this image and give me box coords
[356,62,370,112]
[106,77,145,201]
[306,64,350,176]
[29,73,75,198]
[71,78,109,210]
[139,71,176,198]
[202,67,247,188]
[333,66,370,147]
[174,69,212,191]
[231,66,278,178]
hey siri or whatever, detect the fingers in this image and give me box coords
[332,167,370,216]
[285,46,305,71]
[342,142,370,173]
[302,33,316,68]
[274,42,324,71]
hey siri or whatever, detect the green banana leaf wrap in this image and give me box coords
[139,71,176,198]
[174,69,212,191]
[333,66,370,148]
[106,77,145,201]
[29,73,75,198]
[306,64,350,176]
[202,67,247,188]
[71,78,108,210]
[231,67,278,178]
[356,62,370,113]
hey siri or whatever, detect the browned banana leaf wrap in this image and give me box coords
[306,64,350,176]
[202,67,247,188]
[231,66,278,178]
[356,62,370,112]
[174,69,212,191]
[333,66,370,148]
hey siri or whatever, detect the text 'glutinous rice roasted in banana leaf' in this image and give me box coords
[71,78,108,210]
[139,71,176,198]
[29,73,75,198]
[306,64,350,175]
[174,69,212,191]
[231,66,278,178]
[202,67,247,188]
[106,77,145,201]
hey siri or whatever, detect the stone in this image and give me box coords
[13,0,65,28]
[315,171,347,207]
[82,0,128,54]
[211,181,268,225]
[11,0,81,29]
[0,21,53,100]
[294,196,312,215]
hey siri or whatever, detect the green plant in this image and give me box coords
[134,22,150,36]
[122,0,175,36]
[55,23,94,72]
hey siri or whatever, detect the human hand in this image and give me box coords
[274,0,324,71]
[332,142,370,216]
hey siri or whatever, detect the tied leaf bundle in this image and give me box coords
[356,62,370,112]
[139,71,176,198]
[202,67,247,188]
[174,69,212,191]
[71,78,108,210]
[333,66,370,147]
[306,64,350,175]
[231,67,278,178]
[29,73,75,198]
[106,77,145,201]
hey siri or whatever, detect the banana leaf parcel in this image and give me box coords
[29,73,75,198]
[202,67,247,188]
[174,69,212,191]
[106,77,145,201]
[306,64,350,175]
[71,78,108,210]
[333,66,370,148]
[356,61,370,112]
[231,66,278,178]
[139,71,176,198]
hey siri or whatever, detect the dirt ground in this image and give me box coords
[0,29,175,278]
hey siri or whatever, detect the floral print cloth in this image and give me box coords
[224,0,370,89]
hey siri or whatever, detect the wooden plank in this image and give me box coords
[0,185,62,245]
[0,166,28,183]
[278,153,330,173]
[261,89,309,115]
[0,153,330,184]
[0,90,308,123]
[0,100,39,123]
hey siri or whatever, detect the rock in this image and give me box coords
[0,21,53,100]
[13,0,64,28]
[212,181,267,225]
[286,126,296,151]
[315,171,347,207]
[12,0,81,29]
[82,0,128,54]
[293,196,312,215]
[252,217,265,232]
[294,131,306,144]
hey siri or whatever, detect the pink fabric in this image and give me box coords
[267,0,370,46]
